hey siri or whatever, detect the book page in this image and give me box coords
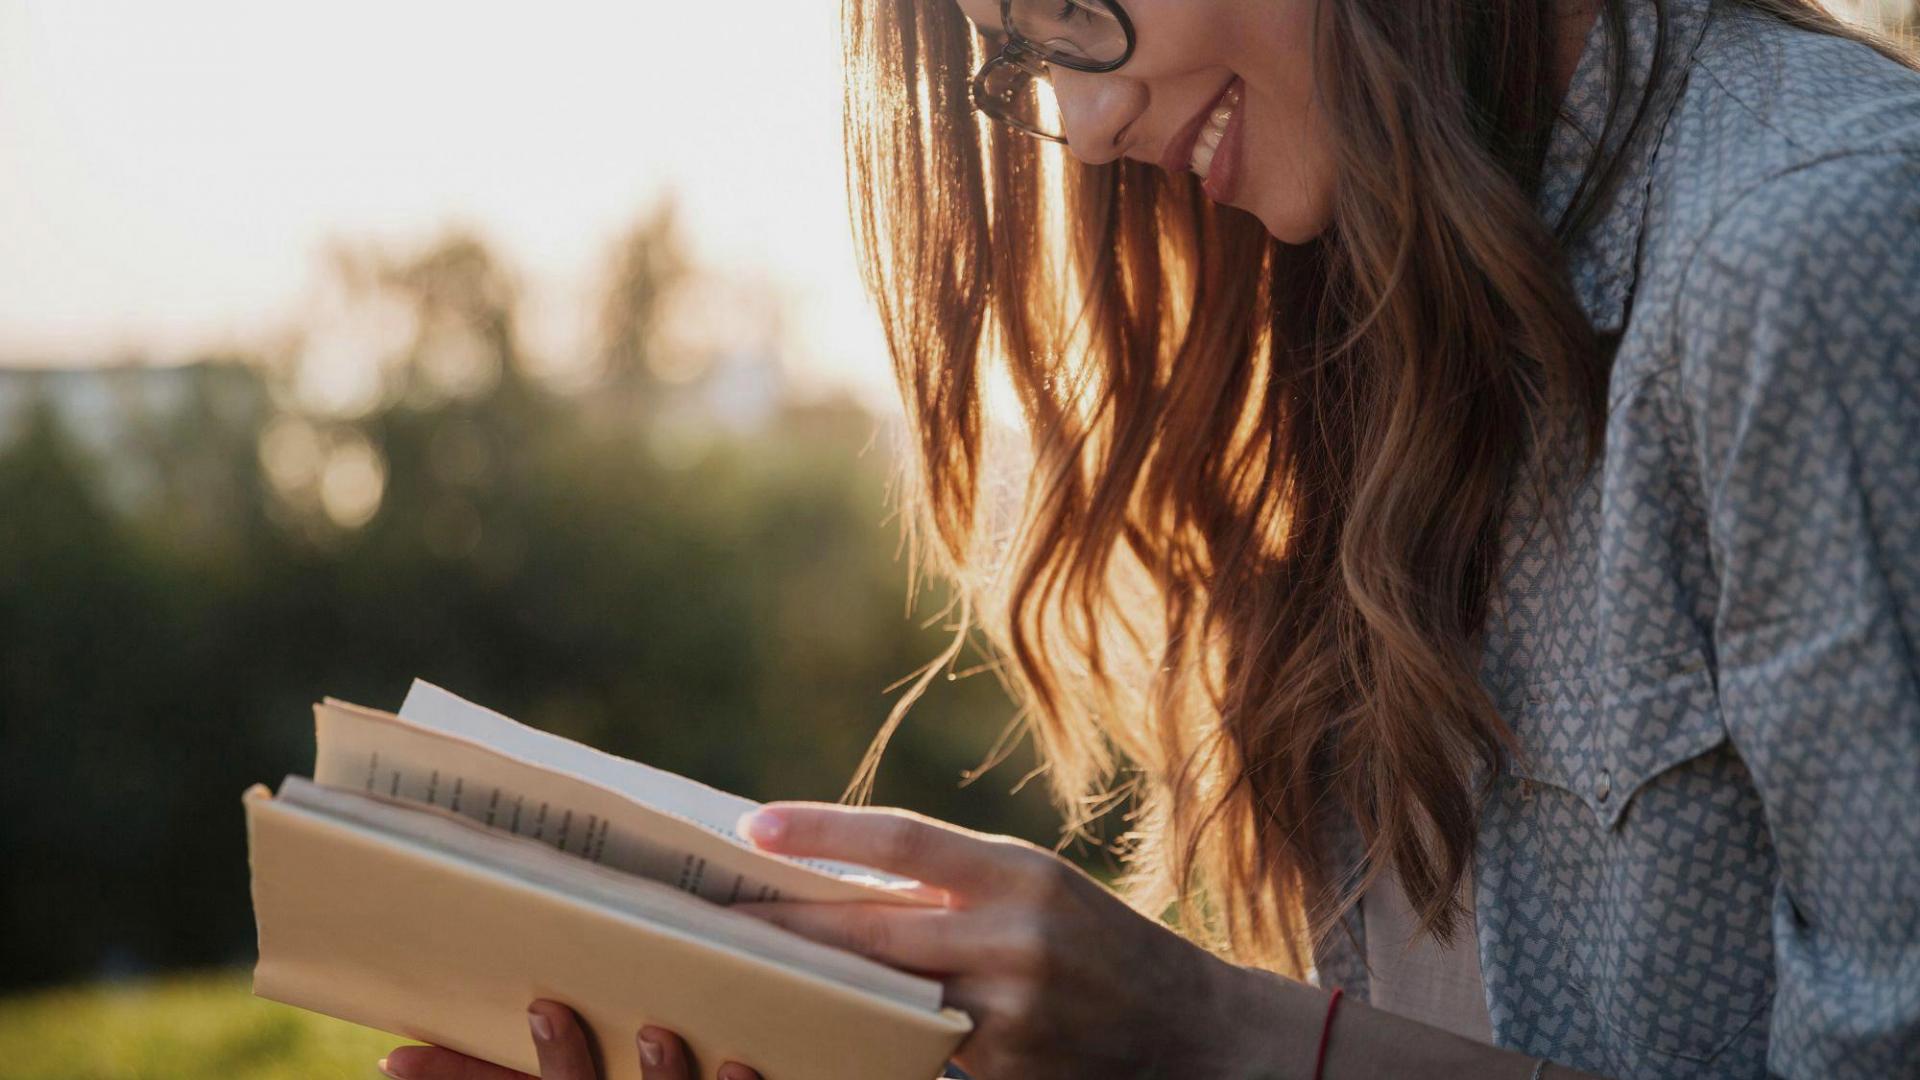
[270,776,946,1015]
[398,681,760,840]
[313,694,936,907]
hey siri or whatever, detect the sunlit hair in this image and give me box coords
[841,0,1918,973]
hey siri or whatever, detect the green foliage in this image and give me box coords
[0,970,398,1080]
[0,217,1071,998]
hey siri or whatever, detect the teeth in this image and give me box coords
[1189,85,1241,180]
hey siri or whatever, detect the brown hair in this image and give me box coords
[841,0,1918,973]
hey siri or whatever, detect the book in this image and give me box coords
[243,680,973,1080]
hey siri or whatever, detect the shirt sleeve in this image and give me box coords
[1673,150,1920,1079]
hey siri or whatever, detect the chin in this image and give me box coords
[1259,217,1324,245]
[1246,188,1336,246]
[1252,208,1331,246]
[1228,169,1336,245]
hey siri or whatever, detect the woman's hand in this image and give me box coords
[731,802,1279,1080]
[377,999,762,1080]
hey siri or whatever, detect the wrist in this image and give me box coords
[1206,962,1333,1080]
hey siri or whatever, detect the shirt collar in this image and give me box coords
[1537,0,1715,334]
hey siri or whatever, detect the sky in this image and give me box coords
[0,1,897,407]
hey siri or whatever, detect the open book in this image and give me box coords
[243,681,973,1080]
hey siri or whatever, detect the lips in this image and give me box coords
[1200,82,1247,205]
[1159,77,1246,202]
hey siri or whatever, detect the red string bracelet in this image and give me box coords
[1312,986,1345,1080]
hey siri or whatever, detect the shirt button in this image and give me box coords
[1596,768,1613,802]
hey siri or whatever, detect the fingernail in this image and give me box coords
[376,1057,404,1079]
[637,1032,663,1066]
[738,808,784,845]
[529,1010,554,1041]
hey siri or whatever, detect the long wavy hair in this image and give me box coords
[840,0,1918,973]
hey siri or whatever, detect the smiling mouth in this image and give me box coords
[1189,83,1243,181]
[1160,77,1245,189]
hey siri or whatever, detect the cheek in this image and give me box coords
[1131,0,1338,241]
[1117,0,1251,72]
[951,0,1000,29]
[1126,0,1340,242]
[1239,81,1341,242]
[1220,0,1340,242]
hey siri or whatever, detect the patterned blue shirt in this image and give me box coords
[1310,2,1920,1077]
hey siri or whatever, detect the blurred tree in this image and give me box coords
[593,200,687,410]
[0,214,1054,995]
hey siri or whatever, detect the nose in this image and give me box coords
[1048,67,1144,165]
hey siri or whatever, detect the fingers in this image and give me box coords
[731,900,969,974]
[738,802,1031,894]
[375,1002,598,1080]
[380,1005,764,1080]
[639,1025,762,1080]
[527,1000,600,1080]
[379,1045,535,1080]
[637,1025,689,1080]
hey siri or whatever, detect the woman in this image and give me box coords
[378,0,1920,1077]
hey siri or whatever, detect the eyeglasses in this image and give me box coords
[970,0,1136,144]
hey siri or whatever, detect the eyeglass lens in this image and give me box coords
[978,0,1126,140]
[976,60,1064,140]
[1007,0,1127,66]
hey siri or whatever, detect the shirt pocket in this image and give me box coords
[1504,646,1775,1063]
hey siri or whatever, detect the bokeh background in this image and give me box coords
[1,2,1914,1077]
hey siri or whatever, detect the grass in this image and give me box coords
[0,970,406,1080]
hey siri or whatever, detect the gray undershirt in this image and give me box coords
[1360,869,1495,1044]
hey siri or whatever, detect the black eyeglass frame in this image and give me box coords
[969,0,1137,144]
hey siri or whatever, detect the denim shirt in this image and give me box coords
[1309,2,1920,1077]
